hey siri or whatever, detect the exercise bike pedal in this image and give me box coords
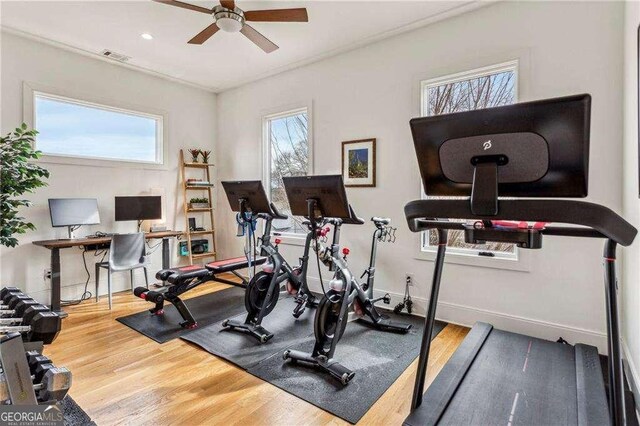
[180,320,198,329]
[370,293,391,305]
[292,303,306,319]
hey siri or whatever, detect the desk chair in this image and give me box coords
[95,233,150,309]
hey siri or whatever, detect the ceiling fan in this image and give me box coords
[154,0,308,53]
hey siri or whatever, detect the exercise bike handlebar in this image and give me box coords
[269,202,288,220]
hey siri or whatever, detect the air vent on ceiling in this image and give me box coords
[100,49,131,63]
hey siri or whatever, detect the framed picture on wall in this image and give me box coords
[342,138,376,187]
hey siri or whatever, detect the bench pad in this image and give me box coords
[205,256,267,273]
[155,256,268,283]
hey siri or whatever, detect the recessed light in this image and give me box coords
[141,33,153,40]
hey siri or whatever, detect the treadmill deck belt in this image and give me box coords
[405,322,610,426]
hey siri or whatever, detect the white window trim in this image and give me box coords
[417,60,531,272]
[23,81,168,170]
[262,104,313,245]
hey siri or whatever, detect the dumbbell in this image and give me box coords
[3,350,72,404]
[0,287,21,301]
[0,288,41,311]
[0,306,60,344]
[0,299,41,318]
[0,366,71,404]
[0,289,61,344]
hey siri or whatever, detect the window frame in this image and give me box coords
[23,82,168,169]
[262,105,313,243]
[417,60,531,271]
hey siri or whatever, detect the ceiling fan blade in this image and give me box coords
[244,8,308,22]
[153,0,212,14]
[240,24,278,53]
[219,0,235,9]
[188,22,220,44]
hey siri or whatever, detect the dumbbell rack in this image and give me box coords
[0,287,71,405]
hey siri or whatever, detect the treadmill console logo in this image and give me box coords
[483,140,492,150]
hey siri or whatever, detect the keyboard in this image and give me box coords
[84,233,114,239]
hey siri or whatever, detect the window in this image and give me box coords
[33,92,163,164]
[420,61,518,258]
[264,108,310,236]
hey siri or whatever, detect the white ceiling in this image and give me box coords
[1,1,481,92]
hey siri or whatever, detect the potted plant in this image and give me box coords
[1,124,50,248]
[200,150,212,164]
[189,197,209,209]
[188,149,200,163]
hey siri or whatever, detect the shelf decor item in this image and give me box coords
[189,197,209,209]
[342,138,376,187]
[188,148,201,163]
[200,150,212,164]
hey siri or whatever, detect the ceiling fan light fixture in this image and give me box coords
[216,16,243,32]
[213,6,244,33]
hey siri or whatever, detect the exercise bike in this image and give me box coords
[281,175,411,385]
[220,181,318,343]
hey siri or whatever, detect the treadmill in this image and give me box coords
[403,94,637,426]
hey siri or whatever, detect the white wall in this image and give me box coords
[622,0,640,408]
[0,31,217,303]
[215,1,625,352]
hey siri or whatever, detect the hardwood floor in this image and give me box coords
[45,281,468,425]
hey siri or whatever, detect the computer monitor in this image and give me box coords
[48,198,100,238]
[283,175,352,219]
[409,93,591,199]
[114,196,162,223]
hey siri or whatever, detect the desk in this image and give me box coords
[32,231,182,316]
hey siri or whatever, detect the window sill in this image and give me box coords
[416,249,531,272]
[38,154,168,171]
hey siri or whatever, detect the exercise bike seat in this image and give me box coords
[372,217,391,226]
[341,205,365,225]
[204,256,268,273]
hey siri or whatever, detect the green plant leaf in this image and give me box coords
[0,124,49,248]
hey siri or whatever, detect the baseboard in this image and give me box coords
[306,276,608,352]
[623,340,640,420]
[26,266,157,306]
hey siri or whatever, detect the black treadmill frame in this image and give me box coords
[405,95,636,425]
[407,217,629,425]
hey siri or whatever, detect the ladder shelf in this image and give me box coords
[180,149,217,265]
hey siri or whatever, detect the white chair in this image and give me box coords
[95,233,150,309]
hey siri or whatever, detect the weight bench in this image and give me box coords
[134,256,267,329]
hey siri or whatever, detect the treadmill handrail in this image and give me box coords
[404,199,637,246]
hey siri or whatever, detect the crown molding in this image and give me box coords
[0,25,219,93]
[1,1,493,94]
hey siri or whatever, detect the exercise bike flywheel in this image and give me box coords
[245,271,280,320]
[314,290,348,355]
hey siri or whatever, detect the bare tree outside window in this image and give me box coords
[423,67,517,255]
[267,111,309,234]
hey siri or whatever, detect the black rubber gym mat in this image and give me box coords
[247,314,445,424]
[61,395,96,426]
[116,287,246,343]
[182,296,316,368]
